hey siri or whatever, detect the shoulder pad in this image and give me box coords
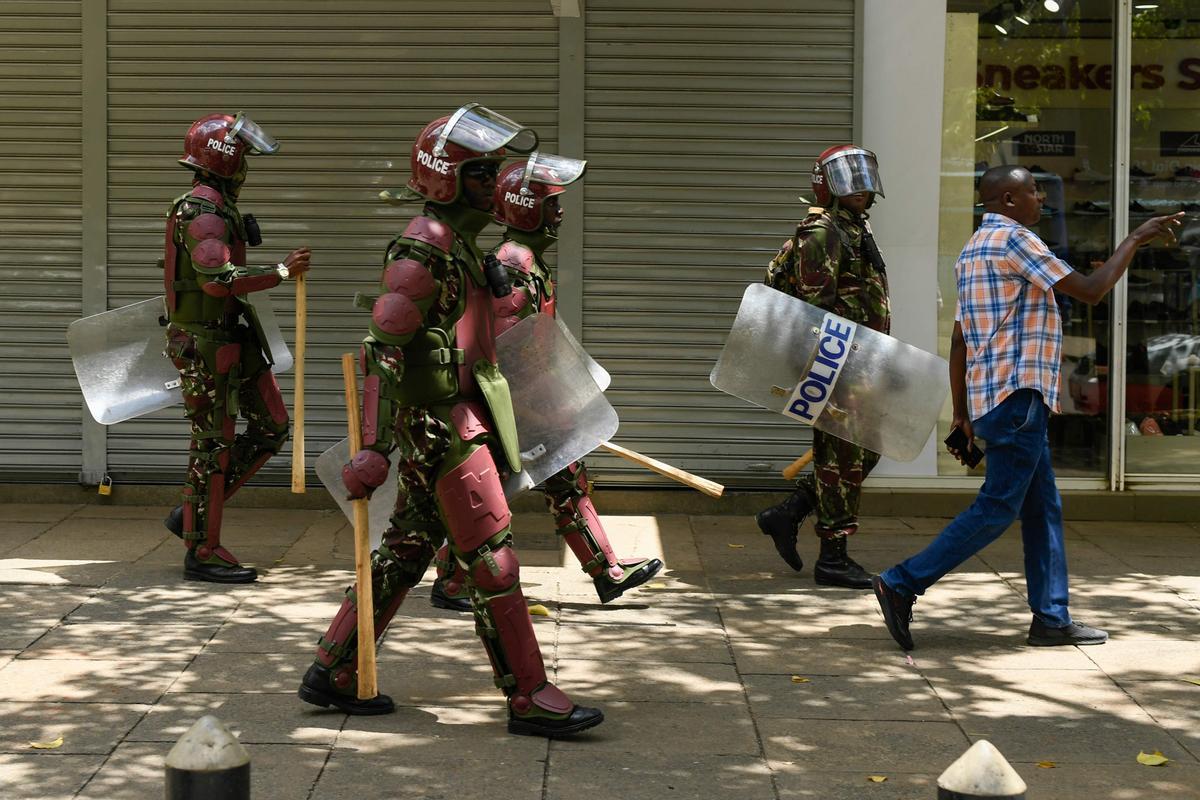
[187,213,228,242]
[402,216,453,253]
[495,241,535,276]
[191,238,232,269]
[189,184,224,207]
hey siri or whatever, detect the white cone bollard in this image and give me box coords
[164,715,250,800]
[937,740,1026,799]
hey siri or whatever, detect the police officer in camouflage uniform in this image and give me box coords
[299,106,603,738]
[756,145,889,590]
[429,153,663,612]
[162,112,311,584]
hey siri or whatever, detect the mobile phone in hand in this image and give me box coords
[944,426,984,468]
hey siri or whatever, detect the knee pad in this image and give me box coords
[469,543,520,593]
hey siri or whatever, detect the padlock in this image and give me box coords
[97,475,113,496]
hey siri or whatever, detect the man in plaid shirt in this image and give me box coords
[872,165,1182,651]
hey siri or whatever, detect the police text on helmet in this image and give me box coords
[206,138,238,157]
[417,150,451,175]
[504,191,536,209]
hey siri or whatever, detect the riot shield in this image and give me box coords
[68,293,293,425]
[710,283,948,462]
[316,312,618,547]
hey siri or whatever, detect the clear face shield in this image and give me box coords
[225,112,280,155]
[518,151,587,194]
[435,102,538,156]
[821,147,884,198]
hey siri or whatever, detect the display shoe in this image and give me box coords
[164,504,184,538]
[1027,618,1107,646]
[183,548,257,584]
[813,536,874,589]
[297,663,396,715]
[593,557,664,604]
[430,577,473,612]
[872,575,915,651]
[508,703,604,738]
[754,489,812,572]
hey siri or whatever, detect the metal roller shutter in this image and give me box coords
[0,1,82,480]
[582,0,856,488]
[104,1,559,482]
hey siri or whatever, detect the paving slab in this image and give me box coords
[547,752,776,800]
[1017,761,1200,800]
[926,668,1161,721]
[957,716,1197,765]
[1081,639,1200,680]
[556,620,731,664]
[335,703,546,755]
[169,651,309,695]
[744,672,951,722]
[731,634,912,675]
[0,505,79,523]
[313,747,542,800]
[76,742,327,800]
[0,658,188,704]
[126,692,342,746]
[65,585,243,625]
[556,658,744,703]
[760,717,968,771]
[0,702,149,755]
[1119,680,1200,754]
[0,524,57,558]
[552,701,760,755]
[0,753,106,800]
[21,621,217,661]
[773,767,938,800]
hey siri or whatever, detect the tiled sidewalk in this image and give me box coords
[0,502,1197,799]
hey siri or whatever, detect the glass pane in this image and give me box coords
[938,1,1114,477]
[1124,3,1200,474]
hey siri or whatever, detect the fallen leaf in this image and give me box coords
[528,604,550,617]
[646,582,668,590]
[866,775,887,783]
[1137,750,1169,766]
[29,735,63,750]
[1182,678,1200,686]
[727,543,745,549]
[1036,761,1057,769]
[790,675,810,684]
[905,655,915,666]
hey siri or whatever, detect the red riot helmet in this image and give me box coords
[493,151,587,233]
[406,103,539,204]
[810,145,884,207]
[178,112,280,179]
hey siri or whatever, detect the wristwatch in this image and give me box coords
[276,262,290,280]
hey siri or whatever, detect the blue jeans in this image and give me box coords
[880,389,1071,627]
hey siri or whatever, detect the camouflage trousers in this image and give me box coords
[165,324,289,546]
[795,429,880,539]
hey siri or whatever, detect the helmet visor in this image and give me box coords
[821,148,884,198]
[226,112,280,155]
[437,102,538,156]
[521,151,587,191]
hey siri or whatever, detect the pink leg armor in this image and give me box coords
[544,461,663,603]
[437,444,572,717]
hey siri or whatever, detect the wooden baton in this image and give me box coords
[290,273,307,493]
[781,449,815,481]
[600,441,724,497]
[341,353,378,699]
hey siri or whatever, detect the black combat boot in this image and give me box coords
[813,535,873,589]
[298,663,395,715]
[755,489,811,572]
[164,505,184,538]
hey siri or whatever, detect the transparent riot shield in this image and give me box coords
[316,312,618,547]
[68,293,292,425]
[710,283,948,462]
[556,317,610,391]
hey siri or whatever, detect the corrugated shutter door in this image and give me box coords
[105,1,558,482]
[0,1,82,480]
[582,0,856,488]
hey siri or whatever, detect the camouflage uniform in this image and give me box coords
[766,205,890,539]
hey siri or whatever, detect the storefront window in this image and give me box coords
[1124,3,1200,476]
[938,1,1114,477]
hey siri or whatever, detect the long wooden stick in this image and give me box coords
[781,449,814,481]
[600,441,724,497]
[341,353,377,700]
[290,274,307,493]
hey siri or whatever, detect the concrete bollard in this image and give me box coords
[937,739,1027,799]
[164,715,250,800]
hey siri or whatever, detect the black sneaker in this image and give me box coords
[1130,165,1157,181]
[872,575,915,651]
[1027,618,1107,646]
[1130,200,1154,216]
[1073,200,1109,216]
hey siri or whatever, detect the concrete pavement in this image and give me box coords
[0,501,1197,799]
